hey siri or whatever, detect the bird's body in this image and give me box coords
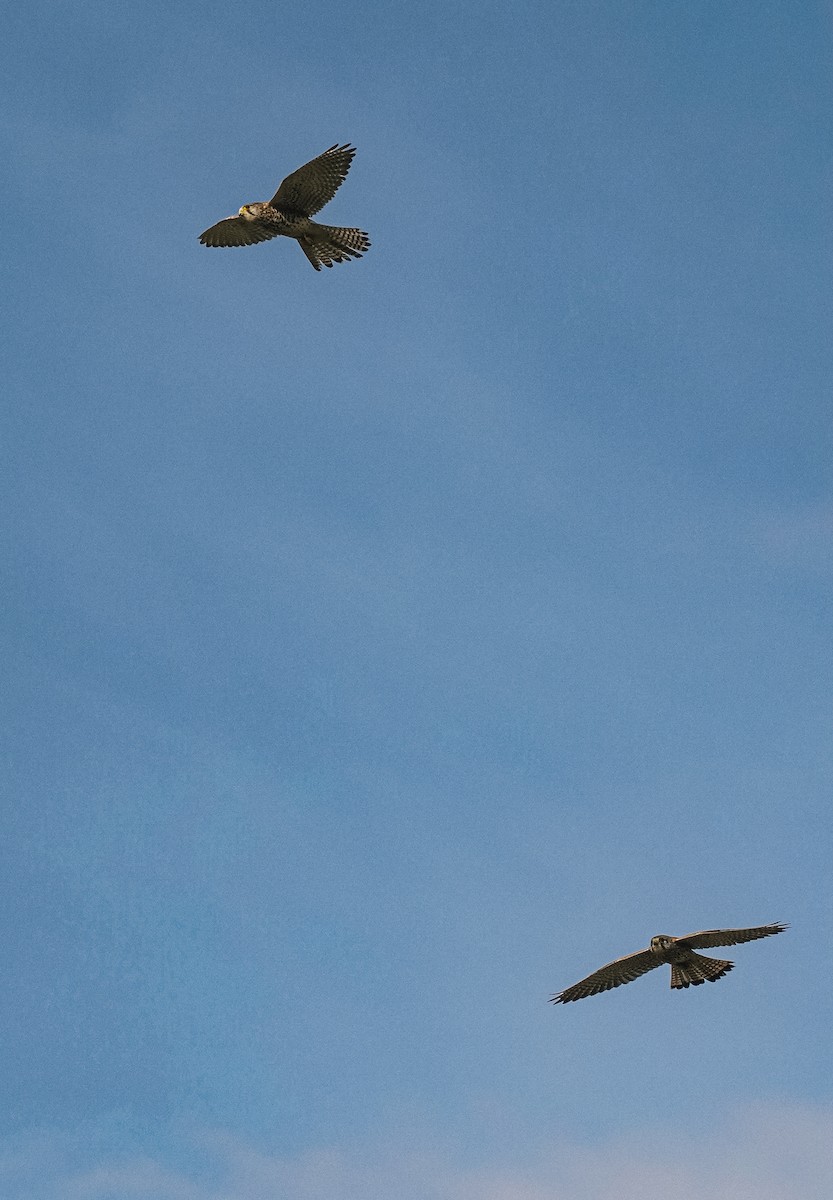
[552,923,788,1003]
[646,934,735,990]
[199,144,370,270]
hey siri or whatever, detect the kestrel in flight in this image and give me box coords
[199,144,370,270]
[551,922,788,1003]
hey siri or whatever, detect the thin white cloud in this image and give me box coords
[68,1158,207,1200]
[751,500,833,572]
[4,1102,831,1200]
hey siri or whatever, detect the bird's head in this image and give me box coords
[650,935,674,954]
[238,204,263,221]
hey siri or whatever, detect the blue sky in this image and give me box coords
[2,1,832,1196]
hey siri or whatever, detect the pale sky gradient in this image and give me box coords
[2,1,831,1197]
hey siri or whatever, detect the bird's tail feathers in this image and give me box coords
[300,225,371,270]
[671,952,733,989]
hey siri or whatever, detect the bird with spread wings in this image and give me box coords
[552,923,788,1003]
[199,144,370,271]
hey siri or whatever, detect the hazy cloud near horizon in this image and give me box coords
[3,1102,832,1200]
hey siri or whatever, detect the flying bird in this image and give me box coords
[199,144,370,270]
[551,922,788,1003]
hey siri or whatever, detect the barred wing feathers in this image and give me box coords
[552,947,661,1004]
[270,144,357,216]
[199,216,279,247]
[677,923,788,950]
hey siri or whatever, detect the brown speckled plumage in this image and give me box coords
[199,144,370,270]
[552,923,788,1003]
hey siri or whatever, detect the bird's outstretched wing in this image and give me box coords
[551,946,660,1003]
[198,215,279,248]
[676,922,788,950]
[270,144,356,216]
